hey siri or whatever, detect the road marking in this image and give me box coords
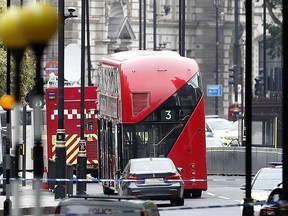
[206,192,216,197]
[218,196,230,200]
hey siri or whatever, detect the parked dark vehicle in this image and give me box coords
[116,157,185,206]
[55,195,160,216]
[259,183,282,216]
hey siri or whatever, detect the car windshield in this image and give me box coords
[207,119,232,131]
[252,168,282,190]
[206,139,223,147]
[230,122,238,131]
[131,160,174,172]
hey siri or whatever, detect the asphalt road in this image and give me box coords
[84,175,246,216]
[0,175,247,215]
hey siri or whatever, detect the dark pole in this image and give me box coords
[153,0,157,51]
[280,0,288,214]
[179,0,182,55]
[215,0,219,115]
[77,0,87,195]
[55,0,67,199]
[181,0,185,56]
[139,0,142,50]
[3,0,11,213]
[19,0,26,189]
[22,105,26,186]
[263,0,267,96]
[234,0,239,104]
[143,0,146,50]
[86,0,92,86]
[242,0,253,215]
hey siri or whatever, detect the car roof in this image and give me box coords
[130,157,172,162]
[205,118,230,123]
[59,195,158,209]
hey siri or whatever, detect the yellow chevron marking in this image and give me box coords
[68,149,79,164]
[51,133,98,165]
[87,160,99,164]
[92,134,98,140]
[52,135,56,152]
[66,134,79,155]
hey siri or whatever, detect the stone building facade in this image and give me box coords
[15,0,271,118]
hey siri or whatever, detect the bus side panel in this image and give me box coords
[168,98,207,191]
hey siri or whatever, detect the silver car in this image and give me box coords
[116,157,185,206]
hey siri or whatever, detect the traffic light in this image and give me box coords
[229,65,235,85]
[26,78,45,109]
[254,74,264,96]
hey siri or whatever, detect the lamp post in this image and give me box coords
[86,0,92,86]
[214,0,220,115]
[1,1,11,214]
[233,0,239,117]
[139,0,147,50]
[77,0,87,195]
[55,0,66,199]
[263,0,267,97]
[179,0,185,56]
[55,4,77,199]
[153,0,157,51]
[0,3,58,214]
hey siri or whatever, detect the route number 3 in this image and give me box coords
[161,109,175,121]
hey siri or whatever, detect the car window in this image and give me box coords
[207,120,232,131]
[268,188,282,202]
[131,160,174,172]
[252,168,282,190]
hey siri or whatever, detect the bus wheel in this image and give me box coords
[103,185,114,195]
[170,197,184,206]
[191,189,202,198]
[184,190,192,198]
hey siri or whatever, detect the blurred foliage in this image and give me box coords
[265,0,282,59]
[0,1,36,106]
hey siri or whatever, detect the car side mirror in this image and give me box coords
[240,183,246,190]
[177,167,184,172]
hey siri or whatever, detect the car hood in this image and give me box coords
[252,190,271,202]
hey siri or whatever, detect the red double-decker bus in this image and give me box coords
[97,50,207,198]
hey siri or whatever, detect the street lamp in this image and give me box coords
[77,0,87,195]
[153,0,157,51]
[214,0,220,115]
[55,3,78,200]
[179,0,185,56]
[0,3,58,214]
[153,1,171,51]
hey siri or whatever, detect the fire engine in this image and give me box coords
[45,86,98,177]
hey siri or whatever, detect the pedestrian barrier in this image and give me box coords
[206,147,282,175]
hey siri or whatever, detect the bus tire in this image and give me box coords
[184,190,192,198]
[191,189,202,198]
